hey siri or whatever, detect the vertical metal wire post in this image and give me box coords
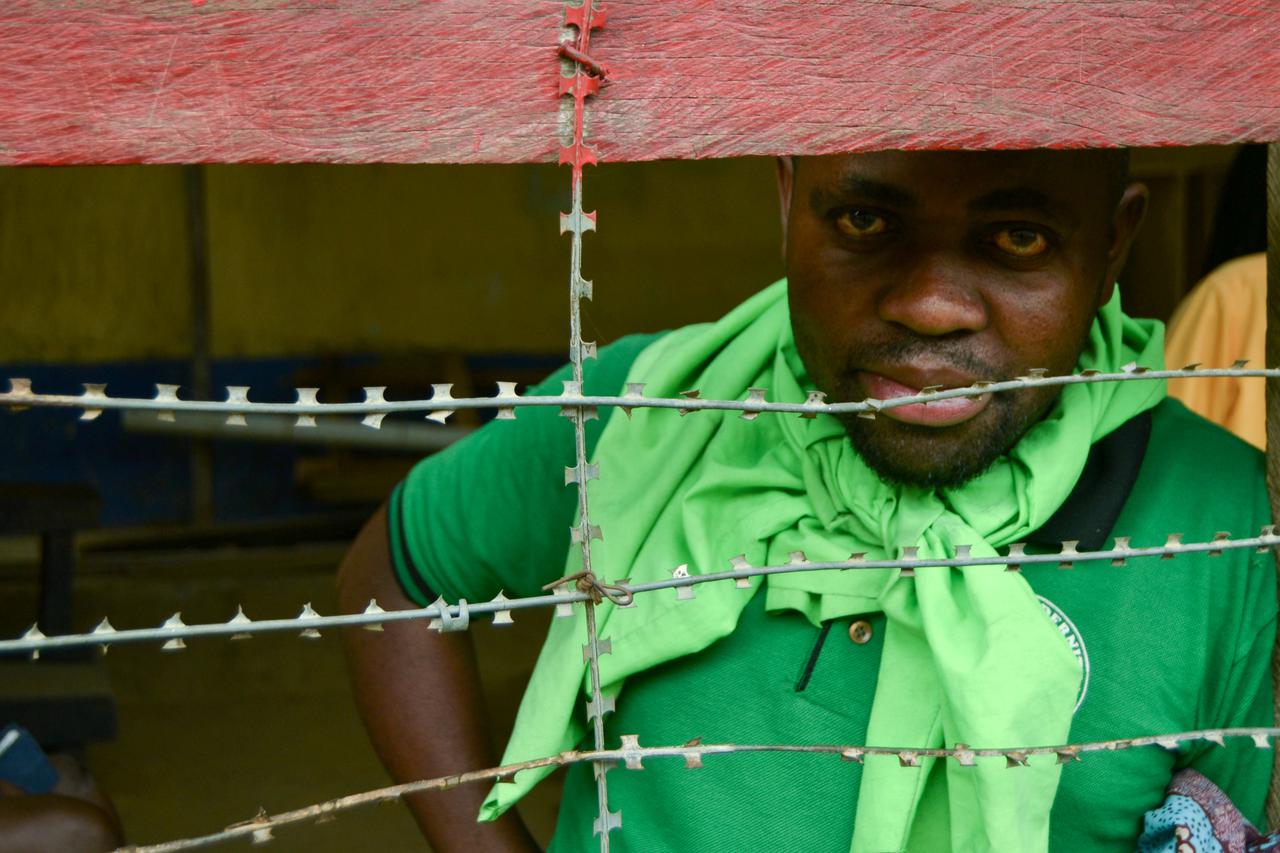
[558,1,617,846]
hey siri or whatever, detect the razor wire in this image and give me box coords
[3,362,1274,426]
[556,0,617,843]
[117,727,1280,852]
[3,528,1277,658]
[0,4,1273,851]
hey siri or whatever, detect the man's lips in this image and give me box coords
[857,371,992,427]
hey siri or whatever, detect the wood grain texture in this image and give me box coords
[0,0,564,165]
[2,0,1279,165]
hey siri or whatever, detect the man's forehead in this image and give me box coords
[800,149,1115,200]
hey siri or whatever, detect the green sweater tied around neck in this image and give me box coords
[481,279,1166,852]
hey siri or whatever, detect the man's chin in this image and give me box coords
[841,411,1015,490]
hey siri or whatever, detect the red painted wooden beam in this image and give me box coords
[2,1,1278,166]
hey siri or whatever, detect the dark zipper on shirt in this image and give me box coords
[794,621,834,692]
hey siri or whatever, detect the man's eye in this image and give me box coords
[835,210,888,238]
[993,228,1049,258]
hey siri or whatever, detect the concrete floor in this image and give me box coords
[0,538,562,852]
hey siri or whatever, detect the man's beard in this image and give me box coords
[820,339,1062,490]
[839,394,1041,489]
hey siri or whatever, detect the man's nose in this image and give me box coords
[877,254,988,337]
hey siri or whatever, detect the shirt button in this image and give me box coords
[849,620,873,645]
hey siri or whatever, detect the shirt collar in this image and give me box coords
[1025,409,1153,551]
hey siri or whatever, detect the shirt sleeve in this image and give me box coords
[388,332,662,607]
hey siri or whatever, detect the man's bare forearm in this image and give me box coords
[338,506,538,852]
[0,795,122,853]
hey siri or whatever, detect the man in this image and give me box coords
[339,149,1276,852]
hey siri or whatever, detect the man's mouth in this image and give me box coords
[856,371,992,427]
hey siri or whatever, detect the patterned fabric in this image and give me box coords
[1137,769,1279,853]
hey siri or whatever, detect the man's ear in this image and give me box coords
[775,156,795,251]
[1102,182,1149,305]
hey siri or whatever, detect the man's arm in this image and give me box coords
[0,756,123,853]
[337,505,539,853]
[0,795,121,853]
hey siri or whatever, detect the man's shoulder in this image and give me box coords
[571,330,672,396]
[1147,396,1264,472]
[405,329,671,481]
[1130,397,1266,522]
[390,328,675,604]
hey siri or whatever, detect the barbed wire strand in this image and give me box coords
[4,4,1265,849]
[2,363,1270,425]
[115,727,1280,853]
[5,529,1276,657]
[557,1,616,846]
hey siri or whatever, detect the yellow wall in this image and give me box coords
[0,165,192,362]
[0,148,1239,364]
[1,159,782,363]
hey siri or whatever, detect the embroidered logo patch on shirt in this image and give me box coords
[1038,595,1090,714]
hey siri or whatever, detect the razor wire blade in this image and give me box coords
[557,0,616,845]
[7,528,1276,658]
[12,0,1266,848]
[115,727,1280,853]
[3,363,1271,427]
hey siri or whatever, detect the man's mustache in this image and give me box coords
[841,338,1004,386]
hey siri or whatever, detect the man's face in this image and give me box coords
[780,150,1145,488]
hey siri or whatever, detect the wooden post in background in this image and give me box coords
[1266,141,1280,828]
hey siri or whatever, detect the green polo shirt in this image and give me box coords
[389,333,1276,852]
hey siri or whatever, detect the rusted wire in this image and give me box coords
[558,1,615,845]
[115,727,1280,852]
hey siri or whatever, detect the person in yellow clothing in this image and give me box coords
[1165,252,1267,450]
[1165,143,1267,449]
